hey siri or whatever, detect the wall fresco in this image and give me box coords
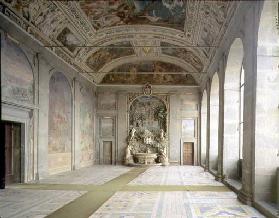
[97,92,116,110]
[161,42,204,71]
[79,83,94,165]
[101,73,197,85]
[79,0,186,30]
[85,41,134,72]
[110,61,185,73]
[1,37,34,104]
[56,27,82,53]
[48,72,72,172]
[100,118,114,137]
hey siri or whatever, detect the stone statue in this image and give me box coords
[159,145,169,166]
[130,127,136,139]
[125,144,134,165]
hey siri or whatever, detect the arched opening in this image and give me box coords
[210,73,219,172]
[1,36,34,184]
[48,72,72,175]
[255,0,279,209]
[201,90,207,167]
[223,38,244,184]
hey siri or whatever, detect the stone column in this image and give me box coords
[205,80,211,171]
[198,93,202,166]
[217,58,225,181]
[238,5,258,205]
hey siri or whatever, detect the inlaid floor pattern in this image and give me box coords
[0,165,265,218]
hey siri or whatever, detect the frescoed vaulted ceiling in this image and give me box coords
[0,0,240,85]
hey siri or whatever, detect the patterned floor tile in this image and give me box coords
[37,165,132,185]
[129,166,223,186]
[90,191,265,218]
[0,188,86,218]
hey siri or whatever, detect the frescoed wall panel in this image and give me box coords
[98,92,117,110]
[1,37,34,104]
[48,72,72,174]
[79,83,94,166]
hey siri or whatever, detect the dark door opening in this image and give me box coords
[183,142,194,165]
[3,122,21,185]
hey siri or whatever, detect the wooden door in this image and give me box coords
[5,123,21,185]
[183,142,194,165]
[103,141,112,165]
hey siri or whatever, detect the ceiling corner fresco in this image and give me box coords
[0,0,239,85]
[56,27,83,54]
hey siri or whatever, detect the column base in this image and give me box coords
[238,189,253,205]
[215,174,224,182]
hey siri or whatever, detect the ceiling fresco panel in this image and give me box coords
[79,0,186,31]
[110,61,185,73]
[161,42,204,72]
[101,73,197,86]
[85,41,135,72]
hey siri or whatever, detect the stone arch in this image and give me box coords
[210,73,219,171]
[1,36,34,104]
[201,89,207,166]
[48,72,72,174]
[223,38,244,180]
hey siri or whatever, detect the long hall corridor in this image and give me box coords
[1,165,264,218]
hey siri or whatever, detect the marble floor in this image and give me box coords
[0,188,85,218]
[0,165,265,218]
[129,165,223,186]
[90,191,264,218]
[38,165,131,185]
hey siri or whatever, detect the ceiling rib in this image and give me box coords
[81,71,207,74]
[44,45,219,48]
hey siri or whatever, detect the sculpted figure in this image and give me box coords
[125,143,134,165]
[130,128,136,139]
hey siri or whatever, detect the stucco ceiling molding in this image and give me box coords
[55,1,96,39]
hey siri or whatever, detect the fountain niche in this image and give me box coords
[124,95,169,166]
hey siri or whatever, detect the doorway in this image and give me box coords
[4,122,21,185]
[103,141,112,165]
[183,142,194,165]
